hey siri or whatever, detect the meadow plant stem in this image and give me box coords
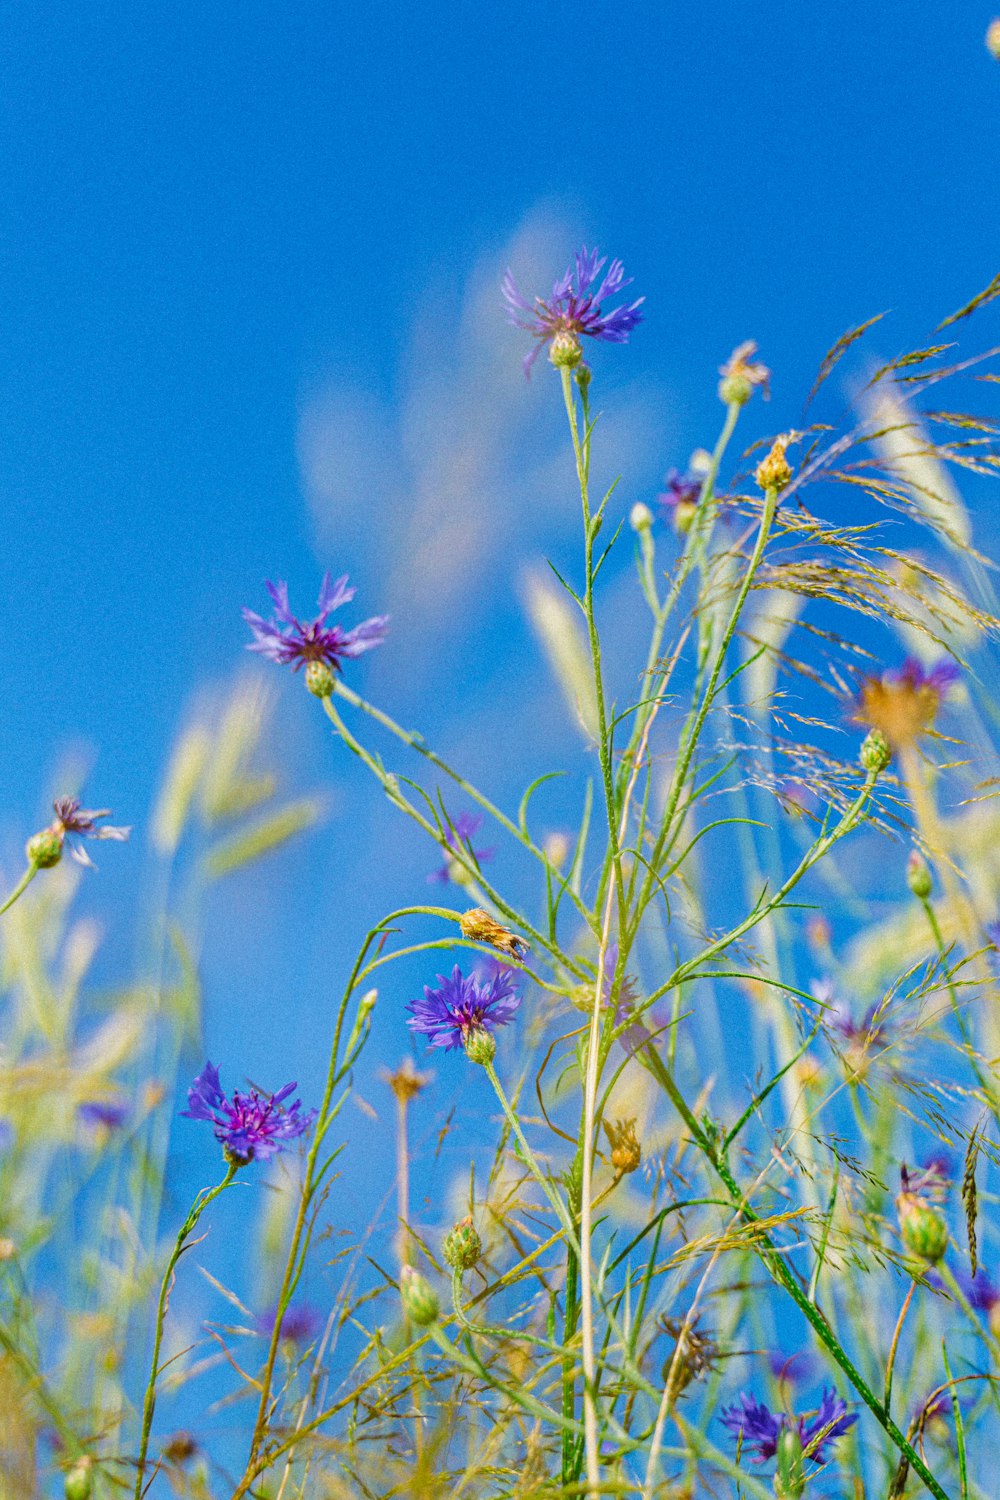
[133,1164,237,1500]
[919,893,1000,1124]
[0,863,38,916]
[884,1279,917,1413]
[482,1058,576,1247]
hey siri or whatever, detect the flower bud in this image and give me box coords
[603,1117,641,1175]
[64,1459,93,1500]
[442,1215,482,1273]
[671,499,698,536]
[860,729,892,775]
[26,825,64,868]
[754,437,792,494]
[630,502,654,533]
[988,18,1000,59]
[459,908,528,959]
[906,850,932,900]
[399,1264,439,1326]
[549,331,583,369]
[305,659,336,699]
[574,361,592,393]
[718,371,753,407]
[463,1027,496,1066]
[897,1192,949,1265]
[775,1426,805,1499]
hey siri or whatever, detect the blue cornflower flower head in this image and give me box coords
[257,1302,323,1346]
[243,573,389,692]
[855,656,960,751]
[721,1388,856,1465]
[406,964,520,1059]
[954,1265,1000,1314]
[657,470,702,534]
[26,797,131,871]
[183,1062,315,1167]
[427,811,496,885]
[502,246,644,377]
[78,1100,128,1132]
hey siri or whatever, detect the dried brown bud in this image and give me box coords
[459,907,529,959]
[754,436,793,494]
[603,1117,641,1175]
[383,1057,432,1103]
[718,339,770,406]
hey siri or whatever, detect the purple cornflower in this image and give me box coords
[427,812,496,885]
[243,573,388,676]
[955,1266,1000,1313]
[813,980,887,1050]
[406,964,520,1052]
[502,246,644,376]
[183,1062,315,1165]
[78,1100,128,1131]
[855,656,960,749]
[721,1388,856,1465]
[658,470,701,515]
[258,1302,323,1345]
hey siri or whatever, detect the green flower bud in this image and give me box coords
[860,729,892,775]
[463,1027,496,1066]
[574,360,592,393]
[305,659,336,699]
[26,826,64,868]
[399,1264,439,1326]
[898,1193,949,1265]
[906,850,932,900]
[64,1458,93,1500]
[442,1216,482,1273]
[775,1426,805,1499]
[549,331,583,369]
[718,371,753,407]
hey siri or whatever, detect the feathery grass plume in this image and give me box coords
[521,567,599,739]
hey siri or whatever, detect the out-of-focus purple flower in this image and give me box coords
[855,657,960,750]
[955,1266,1000,1312]
[183,1063,315,1166]
[658,470,701,514]
[427,812,496,884]
[600,944,653,1056]
[78,1100,128,1131]
[813,979,887,1051]
[502,246,644,376]
[768,1350,815,1387]
[406,964,520,1052]
[721,1388,856,1464]
[243,574,388,676]
[258,1302,323,1345]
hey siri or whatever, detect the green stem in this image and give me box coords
[134,1164,237,1499]
[920,894,1000,1129]
[0,863,38,916]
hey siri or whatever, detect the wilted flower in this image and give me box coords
[459,907,528,959]
[26,798,130,871]
[718,340,770,406]
[754,435,793,494]
[428,812,495,885]
[243,574,388,682]
[659,1316,720,1394]
[382,1057,433,1103]
[406,964,520,1055]
[182,1062,315,1166]
[603,1117,641,1175]
[720,1388,856,1464]
[502,246,644,376]
[855,658,959,751]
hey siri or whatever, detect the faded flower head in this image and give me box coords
[502,246,644,377]
[754,435,793,494]
[428,812,495,885]
[720,1388,856,1464]
[855,657,959,751]
[603,1117,641,1175]
[659,1316,720,1395]
[243,573,388,680]
[382,1056,433,1104]
[406,963,520,1054]
[718,340,770,406]
[182,1062,315,1166]
[459,907,529,960]
[27,798,130,871]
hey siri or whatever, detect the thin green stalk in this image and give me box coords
[134,1164,237,1499]
[920,893,1000,1129]
[0,863,38,916]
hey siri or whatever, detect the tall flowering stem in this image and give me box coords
[134,1164,237,1500]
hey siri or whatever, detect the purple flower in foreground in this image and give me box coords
[406,964,520,1052]
[243,573,388,677]
[183,1062,315,1165]
[258,1303,323,1345]
[721,1388,856,1465]
[427,812,496,884]
[502,246,644,376]
[78,1101,128,1131]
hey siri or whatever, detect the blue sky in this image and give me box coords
[1,0,999,1359]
